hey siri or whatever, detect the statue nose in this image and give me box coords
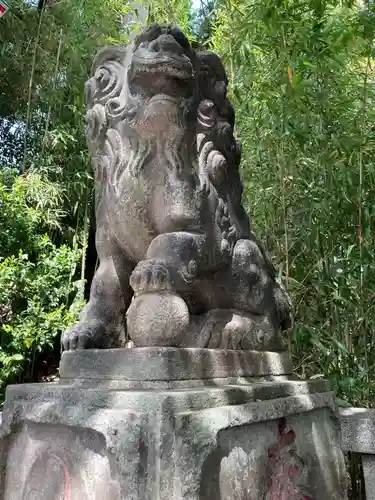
[149,34,184,54]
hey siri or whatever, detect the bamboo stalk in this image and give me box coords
[22,4,46,172]
[42,27,63,154]
[358,53,371,407]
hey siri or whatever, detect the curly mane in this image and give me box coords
[83,40,251,249]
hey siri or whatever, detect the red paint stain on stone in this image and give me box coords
[266,418,313,500]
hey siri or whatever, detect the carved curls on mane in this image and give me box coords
[196,51,251,242]
[83,42,250,239]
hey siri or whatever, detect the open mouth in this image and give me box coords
[148,93,180,104]
[129,54,194,98]
[131,53,192,78]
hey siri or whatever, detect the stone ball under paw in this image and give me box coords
[126,292,190,347]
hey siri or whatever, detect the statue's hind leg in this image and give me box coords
[230,238,292,330]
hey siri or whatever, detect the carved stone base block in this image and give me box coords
[0,348,347,499]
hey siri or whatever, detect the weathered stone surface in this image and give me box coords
[61,23,292,351]
[59,347,293,382]
[200,408,346,500]
[361,455,375,500]
[339,407,375,499]
[340,407,375,454]
[0,349,347,499]
[0,25,347,500]
[6,423,122,500]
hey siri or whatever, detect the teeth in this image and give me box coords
[130,61,191,80]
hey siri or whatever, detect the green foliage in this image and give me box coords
[0,169,65,256]
[0,0,192,398]
[2,0,375,416]
[0,0,194,399]
[212,0,375,406]
[0,0,131,395]
[190,0,216,47]
[0,0,130,234]
[0,1,370,494]
[145,0,191,33]
[0,169,83,394]
[0,245,83,385]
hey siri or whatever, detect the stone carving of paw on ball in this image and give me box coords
[61,22,292,352]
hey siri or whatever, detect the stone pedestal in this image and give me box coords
[340,407,375,500]
[0,348,347,499]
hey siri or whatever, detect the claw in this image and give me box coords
[130,260,173,295]
[61,324,96,351]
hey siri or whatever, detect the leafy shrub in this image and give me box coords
[0,168,84,396]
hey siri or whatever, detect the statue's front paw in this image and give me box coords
[130,260,174,295]
[61,322,98,351]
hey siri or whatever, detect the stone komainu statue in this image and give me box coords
[61,24,292,351]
